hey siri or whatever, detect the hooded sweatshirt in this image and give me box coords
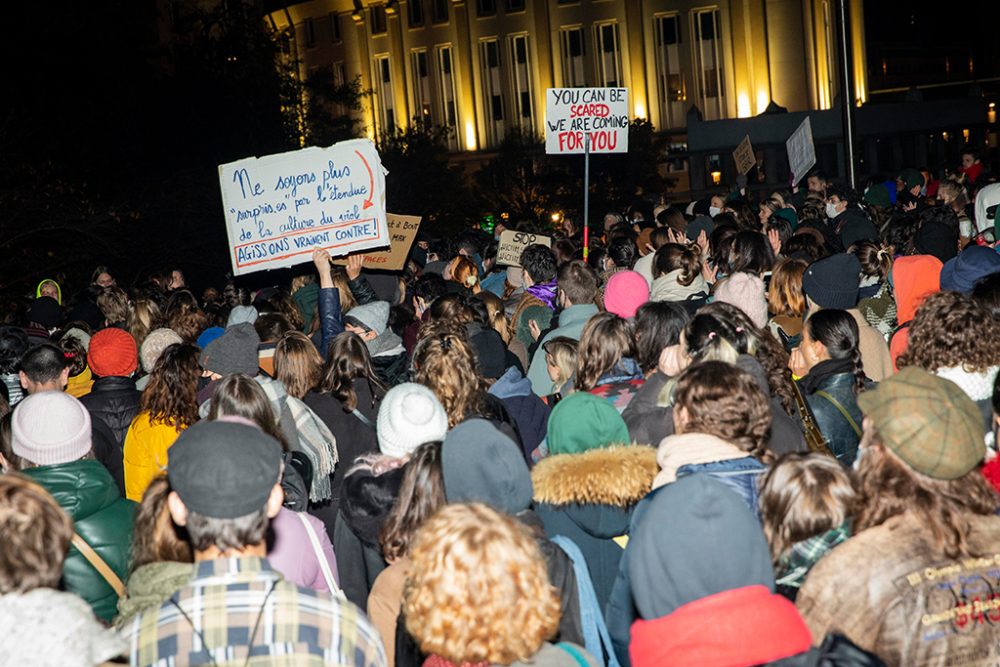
[888,255,942,368]
[649,269,709,304]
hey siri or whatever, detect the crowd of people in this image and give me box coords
[2,154,1000,666]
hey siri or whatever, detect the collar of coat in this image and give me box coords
[531,445,658,508]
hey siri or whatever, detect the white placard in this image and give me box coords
[545,87,629,155]
[733,134,756,175]
[786,117,817,186]
[219,138,388,276]
[496,230,552,267]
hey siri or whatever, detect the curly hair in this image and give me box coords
[404,503,560,665]
[575,312,636,391]
[412,322,486,427]
[140,342,201,429]
[897,291,1000,373]
[165,290,207,343]
[672,360,772,459]
[0,474,74,593]
[97,286,131,326]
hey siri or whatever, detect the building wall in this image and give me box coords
[267,0,868,151]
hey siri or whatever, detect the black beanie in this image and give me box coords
[802,253,861,309]
[914,221,958,264]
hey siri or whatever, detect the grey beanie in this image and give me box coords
[140,328,183,373]
[227,305,259,328]
[198,322,260,376]
[346,301,390,335]
[442,418,533,515]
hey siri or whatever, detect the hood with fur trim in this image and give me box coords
[531,445,658,508]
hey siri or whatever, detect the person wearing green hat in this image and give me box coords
[530,390,656,610]
[796,367,1000,666]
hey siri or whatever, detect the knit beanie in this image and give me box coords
[12,391,92,465]
[914,221,958,264]
[713,272,768,328]
[199,322,260,377]
[801,253,861,309]
[547,391,630,454]
[88,328,138,377]
[376,382,449,458]
[604,271,650,319]
[442,418,533,515]
[62,327,91,352]
[863,183,891,209]
[940,246,1000,295]
[226,305,259,328]
[858,367,984,480]
[506,266,524,287]
[774,207,798,230]
[685,215,715,242]
[140,328,183,374]
[196,326,225,350]
[345,301,390,336]
[28,297,62,330]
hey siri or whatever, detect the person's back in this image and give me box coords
[79,328,141,448]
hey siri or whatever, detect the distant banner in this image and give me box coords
[497,230,552,267]
[219,138,388,276]
[332,214,421,272]
[733,135,756,175]
[786,117,817,186]
[545,87,629,155]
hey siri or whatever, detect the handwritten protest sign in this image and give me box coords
[733,135,756,175]
[497,230,552,267]
[786,117,816,186]
[545,88,629,154]
[219,138,388,276]
[331,214,421,271]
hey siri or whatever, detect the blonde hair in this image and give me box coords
[759,453,855,562]
[543,336,577,391]
[404,503,560,665]
[476,292,510,344]
[412,323,486,427]
[329,267,359,312]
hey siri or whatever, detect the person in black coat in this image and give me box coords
[79,328,141,452]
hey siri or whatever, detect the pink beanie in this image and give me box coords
[714,272,768,328]
[604,271,650,319]
[12,391,92,465]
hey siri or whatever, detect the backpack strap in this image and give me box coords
[557,642,592,667]
[72,533,125,597]
[814,390,862,438]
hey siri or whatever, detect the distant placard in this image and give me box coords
[497,230,552,267]
[545,87,629,155]
[219,138,388,276]
[786,117,817,186]
[332,214,421,272]
[733,135,756,175]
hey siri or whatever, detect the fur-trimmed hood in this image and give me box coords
[531,445,658,508]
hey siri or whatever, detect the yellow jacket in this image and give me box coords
[123,412,185,502]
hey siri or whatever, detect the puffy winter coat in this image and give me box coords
[123,412,185,502]
[24,459,136,623]
[79,375,141,450]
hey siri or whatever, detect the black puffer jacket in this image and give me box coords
[79,376,141,450]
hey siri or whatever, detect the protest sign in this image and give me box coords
[219,138,388,276]
[733,135,756,175]
[545,88,629,155]
[497,230,552,267]
[331,214,421,271]
[786,117,816,186]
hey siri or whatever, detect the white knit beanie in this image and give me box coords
[376,383,449,458]
[12,391,92,465]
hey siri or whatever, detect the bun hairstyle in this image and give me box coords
[850,240,892,282]
[652,243,702,285]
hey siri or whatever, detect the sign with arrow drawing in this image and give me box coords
[218,138,388,276]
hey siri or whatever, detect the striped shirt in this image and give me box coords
[119,556,386,666]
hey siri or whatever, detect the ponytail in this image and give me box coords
[806,309,865,395]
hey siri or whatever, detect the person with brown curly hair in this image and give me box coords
[403,503,598,667]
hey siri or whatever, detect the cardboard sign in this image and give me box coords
[497,230,552,267]
[331,214,421,271]
[545,87,629,154]
[786,117,817,186]
[733,135,756,175]
[219,138,388,276]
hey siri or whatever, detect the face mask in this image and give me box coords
[709,206,722,217]
[826,202,840,219]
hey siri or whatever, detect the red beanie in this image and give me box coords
[89,328,138,377]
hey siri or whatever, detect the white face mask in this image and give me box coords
[708,206,722,217]
[826,202,840,219]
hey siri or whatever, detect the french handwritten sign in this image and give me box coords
[219,138,388,276]
[332,214,421,272]
[497,230,552,267]
[545,88,629,155]
[733,135,756,175]
[786,117,816,186]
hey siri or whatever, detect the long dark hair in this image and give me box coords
[318,332,385,412]
[379,441,445,562]
[634,302,689,374]
[141,343,200,429]
[806,309,865,394]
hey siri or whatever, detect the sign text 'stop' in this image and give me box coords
[545,87,629,155]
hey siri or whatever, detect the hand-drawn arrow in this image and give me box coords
[355,149,374,210]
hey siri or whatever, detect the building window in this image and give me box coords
[304,18,316,49]
[691,8,726,120]
[409,0,424,27]
[373,54,396,135]
[432,0,448,24]
[593,22,622,88]
[479,38,505,145]
[477,0,496,16]
[437,45,459,148]
[329,12,341,42]
[371,6,388,35]
[654,14,685,129]
[411,49,433,124]
[332,62,348,114]
[505,0,525,11]
[509,34,535,133]
[560,27,586,87]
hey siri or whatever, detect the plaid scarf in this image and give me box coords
[775,523,851,589]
